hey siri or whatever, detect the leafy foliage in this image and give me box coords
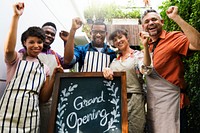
[159,0,200,131]
[84,3,141,23]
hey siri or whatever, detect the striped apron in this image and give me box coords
[38,53,58,133]
[146,69,180,133]
[81,51,111,72]
[0,59,45,133]
[38,53,58,77]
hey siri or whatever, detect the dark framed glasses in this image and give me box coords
[91,30,106,35]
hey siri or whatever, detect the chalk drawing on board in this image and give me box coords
[103,80,120,132]
[56,83,78,133]
[56,80,120,133]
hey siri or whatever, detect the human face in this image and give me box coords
[112,33,129,51]
[90,25,107,47]
[142,12,163,39]
[42,26,56,46]
[24,36,43,57]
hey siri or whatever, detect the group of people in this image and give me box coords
[0,1,199,133]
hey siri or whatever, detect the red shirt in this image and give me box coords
[149,30,190,89]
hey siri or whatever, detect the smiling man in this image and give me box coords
[63,17,116,72]
[38,22,69,133]
[140,6,200,133]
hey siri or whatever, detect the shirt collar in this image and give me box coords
[148,30,166,44]
[116,49,134,60]
[89,42,108,52]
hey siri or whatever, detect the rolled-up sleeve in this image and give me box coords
[136,51,152,75]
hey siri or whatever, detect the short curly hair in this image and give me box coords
[42,22,57,31]
[21,26,46,49]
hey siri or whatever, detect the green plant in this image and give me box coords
[82,24,91,39]
[84,3,141,23]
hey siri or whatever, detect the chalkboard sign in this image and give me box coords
[48,72,127,133]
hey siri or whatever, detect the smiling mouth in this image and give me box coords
[32,49,41,53]
[45,38,52,42]
[149,27,156,30]
[95,38,103,43]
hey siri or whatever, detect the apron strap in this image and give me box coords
[22,53,44,67]
[151,38,160,52]
[50,49,61,66]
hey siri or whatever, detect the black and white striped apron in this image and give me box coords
[0,59,45,133]
[81,51,111,72]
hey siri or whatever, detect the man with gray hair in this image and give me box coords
[140,6,200,133]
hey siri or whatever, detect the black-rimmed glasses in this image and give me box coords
[91,30,106,35]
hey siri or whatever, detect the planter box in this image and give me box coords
[112,18,139,25]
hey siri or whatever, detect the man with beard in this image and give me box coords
[63,17,116,72]
[19,22,69,132]
[140,6,200,133]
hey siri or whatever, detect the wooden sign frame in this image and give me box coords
[48,72,127,133]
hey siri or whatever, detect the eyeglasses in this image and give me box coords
[91,30,106,35]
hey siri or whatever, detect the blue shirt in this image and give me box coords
[69,42,116,71]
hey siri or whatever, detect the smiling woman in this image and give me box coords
[0,2,48,132]
[0,0,88,96]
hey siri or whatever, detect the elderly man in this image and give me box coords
[140,6,200,133]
